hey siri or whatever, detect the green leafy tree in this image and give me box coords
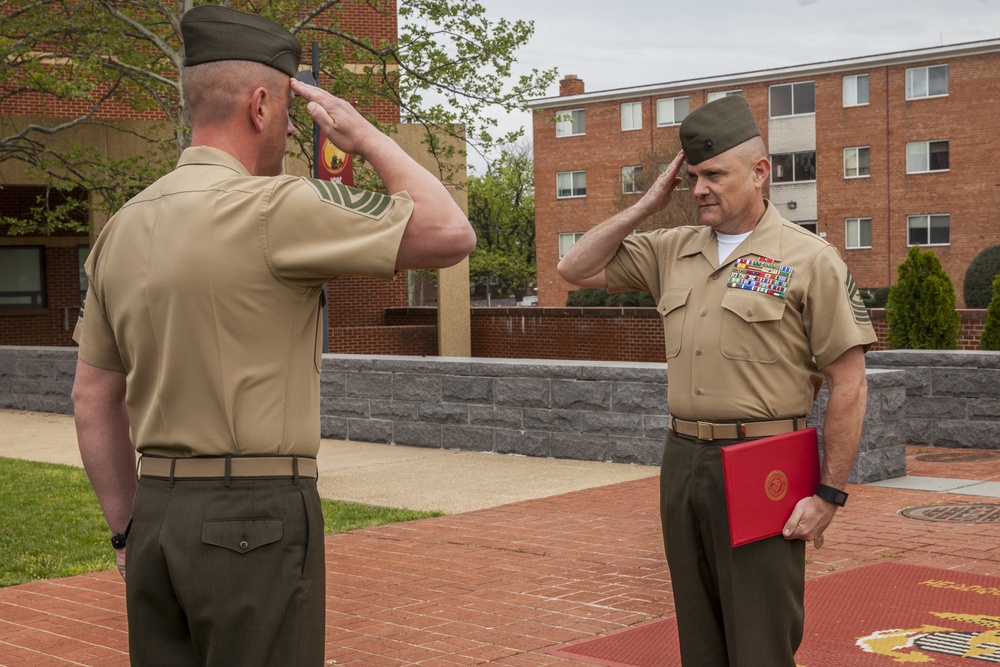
[980,274,1000,350]
[0,0,556,234]
[467,141,535,301]
[963,245,1000,308]
[886,245,960,349]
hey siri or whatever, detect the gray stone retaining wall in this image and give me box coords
[867,350,1000,450]
[1,346,913,483]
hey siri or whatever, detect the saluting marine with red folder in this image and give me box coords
[557,96,877,667]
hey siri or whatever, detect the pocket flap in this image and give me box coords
[202,519,283,554]
[721,289,786,323]
[657,287,691,316]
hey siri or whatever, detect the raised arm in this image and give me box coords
[291,78,476,270]
[557,151,684,288]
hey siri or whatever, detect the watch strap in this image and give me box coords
[815,484,848,507]
[111,517,133,550]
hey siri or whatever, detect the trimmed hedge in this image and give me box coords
[566,289,655,307]
[964,245,1000,308]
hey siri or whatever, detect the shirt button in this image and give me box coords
[747,309,754,317]
[239,540,249,550]
[696,349,703,356]
[700,310,708,317]
[695,388,703,395]
[710,273,719,280]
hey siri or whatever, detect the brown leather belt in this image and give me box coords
[139,455,318,480]
[669,416,808,441]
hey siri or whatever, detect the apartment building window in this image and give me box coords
[906,64,948,99]
[556,170,587,198]
[555,109,586,137]
[906,140,949,173]
[78,245,91,307]
[844,146,871,178]
[621,102,642,131]
[797,221,818,234]
[707,90,742,102]
[771,151,816,183]
[0,246,45,308]
[622,166,644,194]
[656,96,689,126]
[843,74,869,106]
[845,218,872,249]
[769,81,815,117]
[907,214,950,246]
[559,232,585,258]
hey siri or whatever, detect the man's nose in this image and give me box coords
[287,120,296,137]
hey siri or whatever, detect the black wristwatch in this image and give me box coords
[111,518,133,550]
[815,484,848,507]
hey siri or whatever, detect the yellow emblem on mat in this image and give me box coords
[856,613,1000,662]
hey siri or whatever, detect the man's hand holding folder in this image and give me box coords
[722,427,838,548]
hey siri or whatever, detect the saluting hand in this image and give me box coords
[290,78,381,158]
[634,150,685,218]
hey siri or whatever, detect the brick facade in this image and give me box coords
[531,42,1000,309]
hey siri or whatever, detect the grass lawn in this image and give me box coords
[0,457,442,588]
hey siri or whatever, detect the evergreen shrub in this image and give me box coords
[964,245,1000,308]
[981,274,1000,351]
[886,246,960,349]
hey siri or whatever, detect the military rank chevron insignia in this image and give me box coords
[305,179,393,220]
[846,271,871,324]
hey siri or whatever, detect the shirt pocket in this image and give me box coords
[202,519,283,554]
[720,289,786,363]
[657,287,691,359]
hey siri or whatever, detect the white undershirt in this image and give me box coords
[716,231,752,264]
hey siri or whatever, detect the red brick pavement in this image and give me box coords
[1,447,998,666]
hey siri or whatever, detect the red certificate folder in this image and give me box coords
[721,427,820,547]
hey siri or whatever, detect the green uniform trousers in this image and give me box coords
[660,429,805,666]
[126,475,326,667]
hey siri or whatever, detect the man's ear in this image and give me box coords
[752,156,771,187]
[250,87,268,132]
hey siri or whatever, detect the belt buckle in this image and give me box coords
[696,421,714,441]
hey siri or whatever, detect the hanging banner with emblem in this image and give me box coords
[317,136,354,186]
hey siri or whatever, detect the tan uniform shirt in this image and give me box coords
[74,146,413,458]
[605,201,876,422]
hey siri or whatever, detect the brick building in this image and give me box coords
[529,40,1000,308]
[0,1,465,352]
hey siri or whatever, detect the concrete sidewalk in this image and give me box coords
[0,409,658,514]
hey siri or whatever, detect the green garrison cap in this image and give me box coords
[679,96,761,165]
[181,5,301,77]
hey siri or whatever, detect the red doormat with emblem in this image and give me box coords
[549,563,1000,666]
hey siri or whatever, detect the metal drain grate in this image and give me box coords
[915,451,1000,463]
[900,503,1000,523]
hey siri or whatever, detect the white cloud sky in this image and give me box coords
[466,0,1000,172]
